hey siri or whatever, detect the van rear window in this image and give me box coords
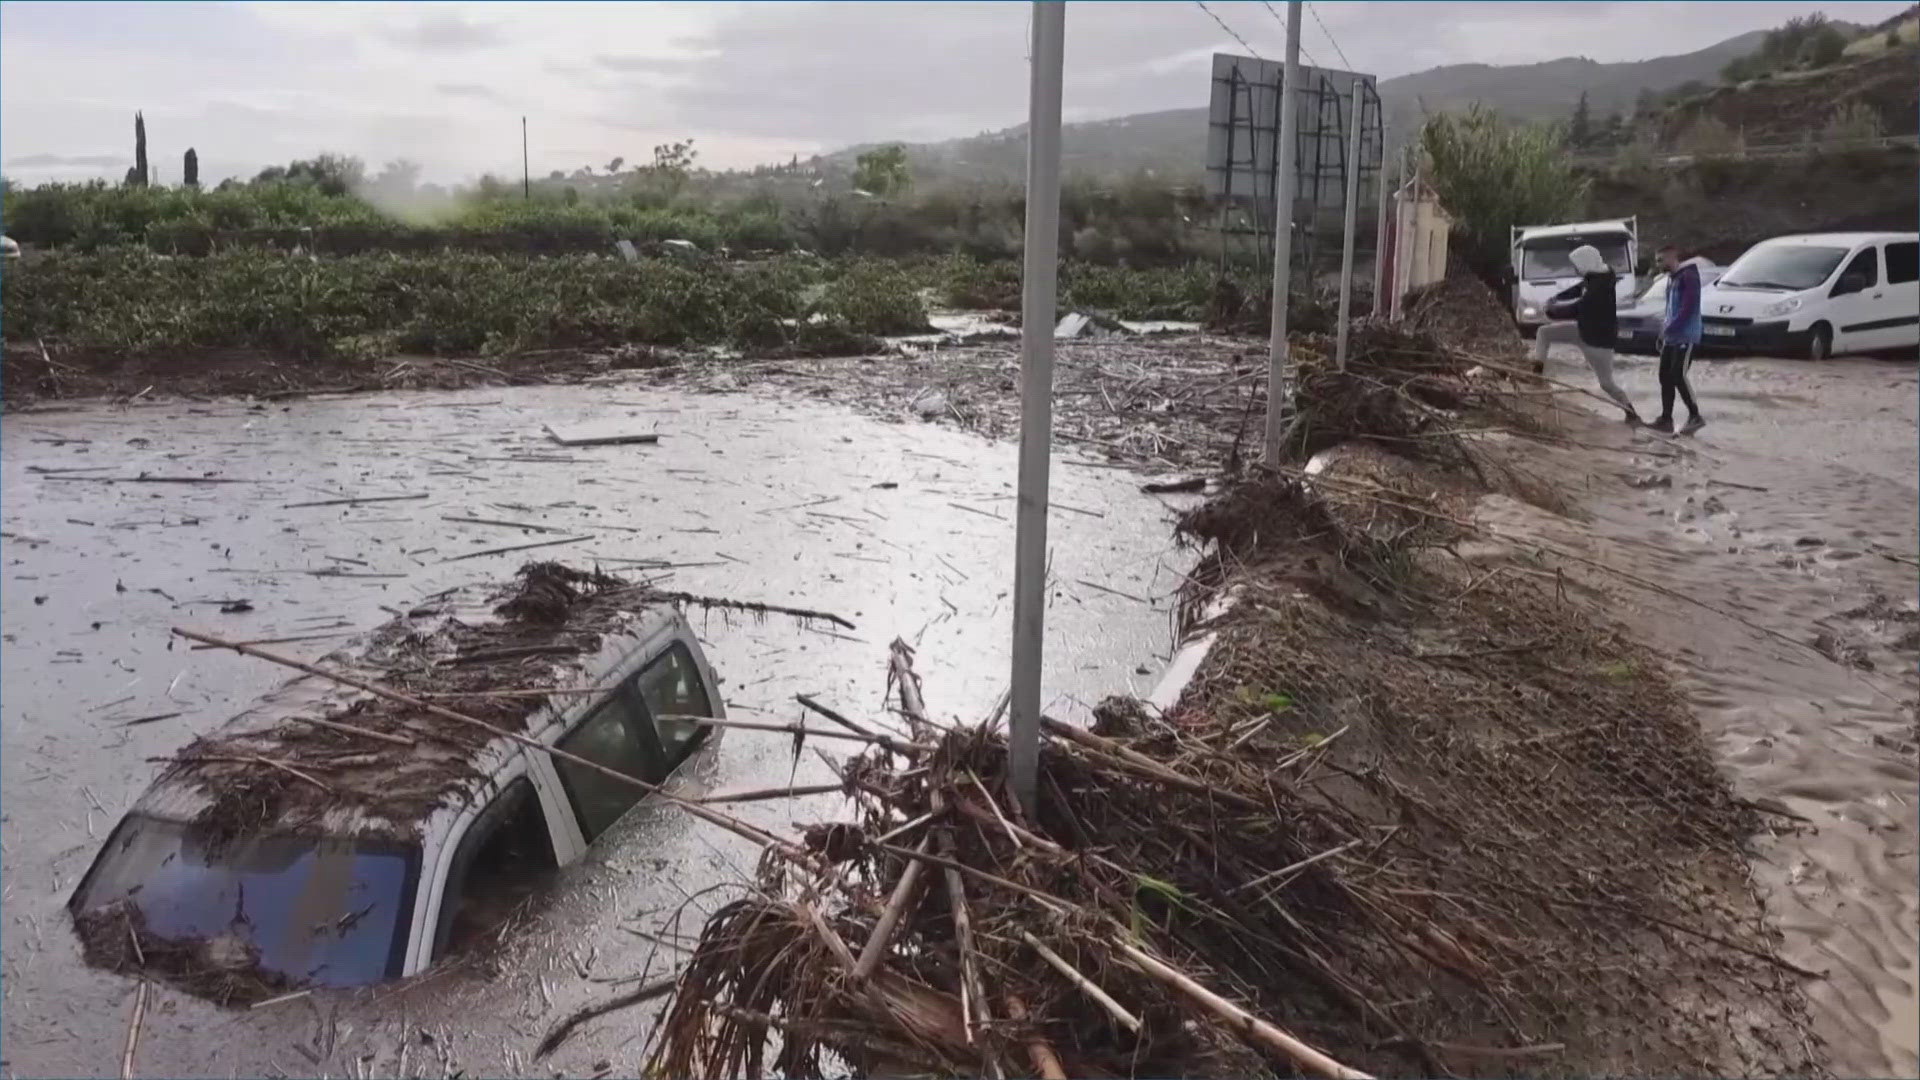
[1886,242,1917,286]
[70,815,418,991]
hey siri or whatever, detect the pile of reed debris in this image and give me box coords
[632,274,1818,1078]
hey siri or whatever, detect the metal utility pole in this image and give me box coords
[522,116,531,200]
[1334,78,1364,370]
[1373,126,1392,320]
[1262,1,1303,461]
[1008,0,1065,820]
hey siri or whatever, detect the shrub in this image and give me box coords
[1823,101,1885,143]
[814,260,933,334]
[1417,106,1589,278]
[1675,117,1744,158]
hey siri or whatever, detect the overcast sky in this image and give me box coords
[2,1,1908,185]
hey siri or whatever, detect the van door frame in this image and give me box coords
[1851,240,1920,353]
[525,618,683,861]
[404,757,535,976]
[1826,243,1887,355]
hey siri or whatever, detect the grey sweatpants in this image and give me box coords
[1533,321,1637,415]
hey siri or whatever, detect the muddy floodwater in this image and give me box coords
[1519,347,1920,1077]
[0,384,1198,1077]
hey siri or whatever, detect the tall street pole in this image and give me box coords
[522,116,531,200]
[1334,77,1364,371]
[1373,124,1392,319]
[1262,1,1303,461]
[1008,0,1065,820]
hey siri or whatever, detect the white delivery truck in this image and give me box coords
[1509,217,1639,336]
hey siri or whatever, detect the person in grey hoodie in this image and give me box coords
[1533,244,1641,423]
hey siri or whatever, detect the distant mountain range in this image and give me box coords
[820,28,1783,184]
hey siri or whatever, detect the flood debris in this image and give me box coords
[544,422,662,447]
[440,535,592,564]
[639,273,1820,1079]
[280,493,429,509]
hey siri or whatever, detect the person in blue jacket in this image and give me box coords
[1654,244,1708,434]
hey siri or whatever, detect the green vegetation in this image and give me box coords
[0,249,914,359]
[1416,106,1589,276]
[1,155,1215,267]
[851,144,911,197]
[1720,14,1852,83]
[1823,100,1886,143]
[2,247,1244,362]
[1845,7,1919,56]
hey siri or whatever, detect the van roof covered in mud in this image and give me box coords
[68,562,744,1001]
[133,562,685,845]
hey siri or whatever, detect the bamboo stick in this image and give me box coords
[120,981,148,1080]
[289,713,416,747]
[795,693,882,738]
[1003,993,1067,1080]
[852,837,931,983]
[1019,931,1141,1033]
[688,783,845,804]
[663,714,932,756]
[1114,939,1371,1079]
[1040,717,1261,810]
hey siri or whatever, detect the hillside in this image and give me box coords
[1379,29,1767,129]
[820,29,1776,184]
[1655,45,1918,146]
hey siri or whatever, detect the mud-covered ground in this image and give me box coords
[1519,343,1920,1076]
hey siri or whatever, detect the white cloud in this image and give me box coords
[2,1,1909,185]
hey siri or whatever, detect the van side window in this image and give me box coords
[636,643,715,769]
[433,778,555,960]
[1837,247,1879,291]
[1886,242,1918,286]
[553,691,664,841]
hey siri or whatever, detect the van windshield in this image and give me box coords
[1520,235,1632,279]
[1719,246,1847,291]
[71,815,418,989]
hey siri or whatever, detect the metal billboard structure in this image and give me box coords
[1206,53,1386,283]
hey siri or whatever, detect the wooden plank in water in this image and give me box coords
[544,422,661,447]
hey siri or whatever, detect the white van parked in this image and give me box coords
[1704,232,1920,359]
[1509,218,1639,334]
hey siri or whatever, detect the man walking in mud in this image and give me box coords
[1653,243,1707,435]
[1534,243,1642,424]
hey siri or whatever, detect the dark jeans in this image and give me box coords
[1658,340,1700,421]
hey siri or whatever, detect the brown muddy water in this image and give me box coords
[0,384,1200,1077]
[1504,346,1920,1077]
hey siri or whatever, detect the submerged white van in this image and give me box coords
[67,566,725,1001]
[1704,232,1920,359]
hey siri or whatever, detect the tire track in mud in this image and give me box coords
[1499,349,1919,1076]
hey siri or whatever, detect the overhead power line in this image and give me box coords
[1196,0,1263,60]
[1257,1,1322,69]
[1306,2,1355,71]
